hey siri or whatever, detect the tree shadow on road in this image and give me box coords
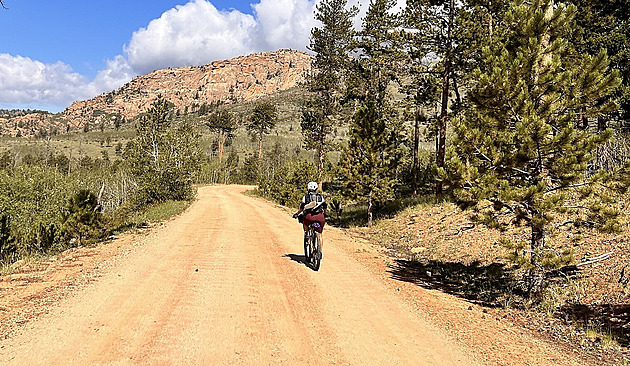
[388,259,520,307]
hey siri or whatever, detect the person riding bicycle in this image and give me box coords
[293,181,327,250]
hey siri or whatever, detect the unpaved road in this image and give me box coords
[0,186,593,365]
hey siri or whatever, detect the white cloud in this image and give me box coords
[252,0,318,51]
[90,55,136,94]
[0,54,93,111]
[124,0,258,75]
[1,0,400,112]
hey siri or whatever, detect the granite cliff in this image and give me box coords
[0,49,312,137]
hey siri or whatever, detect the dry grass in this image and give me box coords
[350,198,630,363]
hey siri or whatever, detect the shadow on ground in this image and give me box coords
[329,192,440,228]
[558,304,630,347]
[388,259,519,307]
[283,253,309,267]
[389,259,630,346]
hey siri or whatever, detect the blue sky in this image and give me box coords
[2,0,374,112]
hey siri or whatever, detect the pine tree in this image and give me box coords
[302,0,357,189]
[571,0,630,123]
[206,109,235,163]
[403,0,510,196]
[339,0,406,228]
[61,189,103,247]
[339,101,405,228]
[246,101,278,174]
[448,0,621,294]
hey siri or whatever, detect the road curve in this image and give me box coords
[0,185,480,365]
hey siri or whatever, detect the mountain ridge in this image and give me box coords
[0,49,312,137]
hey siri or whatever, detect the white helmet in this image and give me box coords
[307,181,318,192]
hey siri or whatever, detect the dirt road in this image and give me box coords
[0,186,481,365]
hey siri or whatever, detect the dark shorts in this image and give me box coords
[303,212,325,233]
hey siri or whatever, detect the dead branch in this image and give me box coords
[575,251,615,268]
[455,222,475,235]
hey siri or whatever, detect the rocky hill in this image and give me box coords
[0,49,312,137]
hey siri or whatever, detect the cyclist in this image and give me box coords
[293,181,327,251]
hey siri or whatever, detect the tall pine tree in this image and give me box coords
[301,0,357,189]
[448,0,620,294]
[339,0,406,228]
[206,109,235,163]
[247,101,278,175]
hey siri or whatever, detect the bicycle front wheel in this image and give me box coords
[304,232,312,263]
[312,232,321,271]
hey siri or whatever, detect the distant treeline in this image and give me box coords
[0,109,50,118]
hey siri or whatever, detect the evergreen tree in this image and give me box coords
[302,0,357,189]
[206,109,235,163]
[404,0,510,196]
[339,0,406,228]
[448,0,621,294]
[61,189,103,247]
[570,0,630,123]
[398,0,441,196]
[339,101,405,228]
[246,101,278,174]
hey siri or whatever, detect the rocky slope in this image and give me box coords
[0,49,312,137]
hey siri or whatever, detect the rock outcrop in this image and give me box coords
[0,49,312,137]
[64,49,311,128]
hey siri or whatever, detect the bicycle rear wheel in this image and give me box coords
[312,232,321,271]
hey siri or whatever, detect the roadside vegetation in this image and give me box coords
[1,0,629,361]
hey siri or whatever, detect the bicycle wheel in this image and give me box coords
[303,230,312,263]
[312,232,321,271]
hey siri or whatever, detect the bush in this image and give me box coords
[0,165,77,258]
[258,159,318,207]
[0,214,16,263]
[124,97,203,205]
[61,189,105,246]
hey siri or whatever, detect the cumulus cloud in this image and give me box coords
[252,0,318,51]
[0,54,93,110]
[2,0,398,111]
[0,54,138,111]
[124,0,258,75]
[91,55,137,94]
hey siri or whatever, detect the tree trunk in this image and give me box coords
[318,144,326,191]
[218,133,226,163]
[257,133,263,175]
[367,189,373,229]
[412,108,420,198]
[527,221,545,295]
[436,0,455,197]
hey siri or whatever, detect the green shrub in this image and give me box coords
[61,189,105,246]
[258,159,318,207]
[0,214,16,262]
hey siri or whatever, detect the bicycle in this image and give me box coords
[294,214,322,271]
[304,221,322,271]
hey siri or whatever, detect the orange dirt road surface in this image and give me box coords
[0,186,592,365]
